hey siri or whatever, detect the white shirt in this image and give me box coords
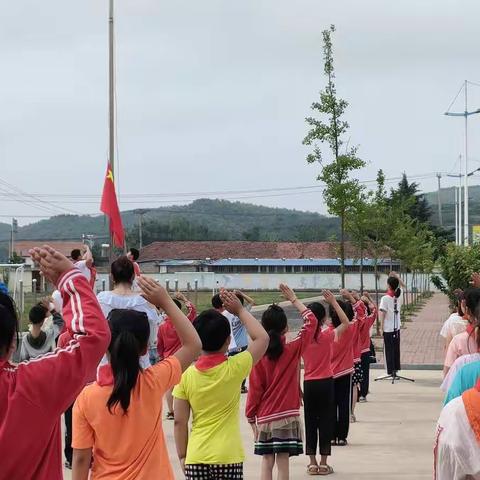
[97,291,162,369]
[435,396,480,479]
[74,260,91,282]
[221,310,238,351]
[379,292,402,333]
[440,314,468,339]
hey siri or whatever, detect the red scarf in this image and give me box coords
[467,323,475,335]
[195,353,227,371]
[386,289,395,298]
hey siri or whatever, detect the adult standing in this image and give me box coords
[379,272,404,377]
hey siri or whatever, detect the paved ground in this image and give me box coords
[63,369,443,480]
[374,293,448,368]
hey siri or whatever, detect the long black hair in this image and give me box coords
[387,276,401,298]
[463,288,480,354]
[261,304,288,361]
[0,293,18,359]
[106,309,150,414]
[330,299,354,328]
[307,302,326,340]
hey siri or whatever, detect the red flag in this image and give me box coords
[100,163,125,248]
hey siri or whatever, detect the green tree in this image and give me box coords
[390,173,432,223]
[303,24,366,287]
[9,252,24,264]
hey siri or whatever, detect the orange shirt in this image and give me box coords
[73,357,181,480]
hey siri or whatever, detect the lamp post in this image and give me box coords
[444,80,480,246]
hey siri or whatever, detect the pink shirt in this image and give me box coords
[303,327,335,381]
[444,330,478,368]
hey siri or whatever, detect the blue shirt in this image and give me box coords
[444,360,480,405]
[229,305,252,350]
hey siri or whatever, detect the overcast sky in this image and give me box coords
[1,0,480,225]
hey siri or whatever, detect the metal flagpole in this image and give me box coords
[108,0,115,266]
[464,81,469,246]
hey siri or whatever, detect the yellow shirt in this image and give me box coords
[73,357,181,480]
[173,351,253,464]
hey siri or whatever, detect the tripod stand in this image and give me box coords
[375,370,415,384]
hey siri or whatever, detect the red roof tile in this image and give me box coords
[139,241,361,262]
[14,241,85,259]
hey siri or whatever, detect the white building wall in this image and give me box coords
[95,271,395,292]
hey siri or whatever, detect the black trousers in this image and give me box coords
[333,374,351,441]
[360,352,371,398]
[64,404,73,464]
[383,330,401,375]
[303,378,334,456]
[228,346,248,389]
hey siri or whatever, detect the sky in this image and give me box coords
[1,0,480,225]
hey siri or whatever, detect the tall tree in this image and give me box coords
[390,173,431,223]
[303,24,366,287]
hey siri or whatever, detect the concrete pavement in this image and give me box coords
[63,369,443,480]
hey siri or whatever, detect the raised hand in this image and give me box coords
[138,276,171,308]
[351,290,360,301]
[340,289,355,303]
[322,290,337,305]
[219,288,243,315]
[29,245,73,285]
[471,273,480,288]
[279,283,297,303]
[174,291,188,303]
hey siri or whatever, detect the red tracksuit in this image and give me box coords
[0,269,111,480]
[157,302,196,359]
[246,309,317,424]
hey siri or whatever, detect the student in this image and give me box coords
[444,359,480,406]
[228,291,255,393]
[379,272,404,377]
[444,288,480,377]
[330,297,356,446]
[359,292,377,402]
[127,247,142,277]
[212,292,238,352]
[435,380,480,479]
[440,291,468,352]
[246,284,317,480]
[97,256,161,368]
[0,245,110,480]
[173,289,269,480]
[343,290,366,423]
[72,276,201,480]
[19,298,64,361]
[71,245,95,288]
[157,291,197,420]
[441,352,480,394]
[302,291,350,476]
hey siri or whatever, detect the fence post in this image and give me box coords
[102,279,106,292]
[19,279,24,317]
[174,279,179,292]
[166,279,170,292]
[32,278,37,304]
[194,279,198,307]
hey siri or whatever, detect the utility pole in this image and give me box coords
[134,209,150,249]
[10,218,18,260]
[436,173,443,227]
[108,0,115,266]
[454,187,458,245]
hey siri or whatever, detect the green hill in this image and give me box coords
[0,199,340,260]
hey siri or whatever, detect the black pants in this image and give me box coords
[303,378,334,456]
[333,374,351,441]
[383,330,401,375]
[64,403,73,464]
[360,352,371,398]
[228,346,248,389]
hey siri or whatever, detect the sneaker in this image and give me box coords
[166,411,174,420]
[64,461,72,470]
[359,396,367,403]
[350,414,356,423]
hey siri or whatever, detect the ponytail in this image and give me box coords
[387,276,401,298]
[261,304,288,361]
[106,309,150,415]
[394,288,401,299]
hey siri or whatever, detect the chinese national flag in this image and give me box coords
[100,163,125,248]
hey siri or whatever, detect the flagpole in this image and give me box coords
[108,0,115,267]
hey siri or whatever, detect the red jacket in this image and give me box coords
[330,321,357,379]
[0,269,110,480]
[360,306,377,354]
[246,309,317,424]
[157,302,196,359]
[353,301,367,362]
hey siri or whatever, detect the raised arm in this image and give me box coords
[389,271,405,289]
[18,246,111,416]
[138,277,201,371]
[220,289,269,365]
[235,290,255,306]
[279,283,317,352]
[324,290,350,340]
[82,245,93,268]
[175,291,197,321]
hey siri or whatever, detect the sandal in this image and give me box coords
[317,465,334,475]
[307,465,319,475]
